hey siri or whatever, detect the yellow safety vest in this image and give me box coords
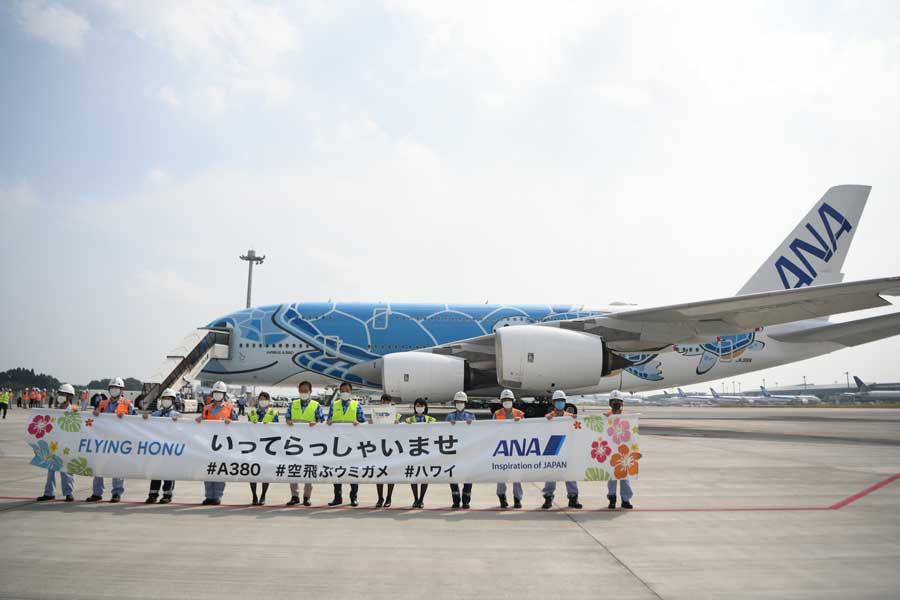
[0,392,8,406]
[331,400,359,423]
[249,407,278,423]
[404,415,436,424]
[290,399,320,422]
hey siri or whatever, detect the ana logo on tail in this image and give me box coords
[775,202,852,290]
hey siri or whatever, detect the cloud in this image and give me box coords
[145,168,171,186]
[15,0,90,51]
[98,0,299,111]
[0,180,41,216]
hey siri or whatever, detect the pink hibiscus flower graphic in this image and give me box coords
[591,439,612,464]
[28,415,53,439]
[607,419,631,445]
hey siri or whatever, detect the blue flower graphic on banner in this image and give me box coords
[29,440,63,471]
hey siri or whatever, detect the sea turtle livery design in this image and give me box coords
[677,333,765,375]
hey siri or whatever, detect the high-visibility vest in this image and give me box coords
[604,409,626,417]
[404,415,436,424]
[81,391,88,402]
[493,408,524,420]
[249,407,278,423]
[290,399,320,422]
[99,398,133,416]
[0,392,8,405]
[331,400,359,423]
[546,409,575,418]
[203,402,234,421]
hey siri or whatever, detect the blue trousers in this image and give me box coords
[93,476,124,496]
[45,470,74,496]
[496,482,523,500]
[204,481,226,500]
[542,481,579,498]
[607,479,633,501]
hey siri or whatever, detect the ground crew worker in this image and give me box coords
[30,388,39,408]
[405,398,436,508]
[374,393,401,508]
[142,388,181,504]
[40,388,47,408]
[248,391,279,505]
[541,390,582,509]
[494,389,524,509]
[85,377,136,502]
[17,388,23,408]
[446,391,476,509]
[37,384,78,502]
[0,388,9,418]
[194,381,236,505]
[326,382,365,506]
[606,391,634,509]
[81,389,89,411]
[285,381,324,506]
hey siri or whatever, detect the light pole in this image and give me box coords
[239,249,266,309]
[803,375,807,392]
[845,371,850,390]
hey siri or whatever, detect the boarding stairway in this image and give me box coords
[136,329,231,410]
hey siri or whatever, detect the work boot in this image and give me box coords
[85,495,102,502]
[251,493,259,506]
[110,494,121,503]
[607,496,617,509]
[498,494,508,509]
[461,495,471,510]
[350,495,359,507]
[328,496,343,506]
[621,500,633,510]
[65,495,74,502]
[159,494,172,504]
[541,496,553,510]
[567,495,583,509]
[302,496,311,507]
[286,496,300,506]
[145,494,158,504]
[202,498,215,505]
[258,494,266,506]
[36,495,55,501]
[375,498,384,508]
[451,495,461,509]
[513,498,522,509]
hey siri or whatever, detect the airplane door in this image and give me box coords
[372,307,390,330]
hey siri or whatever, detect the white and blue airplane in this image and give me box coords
[147,185,900,412]
[758,386,820,404]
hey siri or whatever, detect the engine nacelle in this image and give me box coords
[495,326,619,392]
[382,352,466,401]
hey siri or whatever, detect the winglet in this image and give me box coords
[738,185,870,295]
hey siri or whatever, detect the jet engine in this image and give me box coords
[382,352,467,401]
[495,326,630,392]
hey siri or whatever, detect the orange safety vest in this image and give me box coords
[545,409,575,418]
[98,397,133,416]
[31,390,39,401]
[493,408,524,420]
[81,391,88,402]
[203,402,234,421]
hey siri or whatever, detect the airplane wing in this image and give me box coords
[546,276,900,351]
[412,277,900,363]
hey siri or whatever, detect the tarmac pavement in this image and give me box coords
[1,406,898,599]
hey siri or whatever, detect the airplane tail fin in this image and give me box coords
[853,376,870,392]
[677,388,687,398]
[709,387,720,398]
[737,185,870,296]
[760,386,772,398]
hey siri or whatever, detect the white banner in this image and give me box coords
[23,410,641,484]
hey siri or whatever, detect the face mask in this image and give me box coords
[340,392,351,401]
[259,400,270,409]
[212,392,224,402]
[109,388,121,398]
[298,393,310,401]
[554,401,566,410]
[58,396,70,407]
[455,403,466,412]
[160,398,173,409]
[502,400,513,410]
[414,405,425,415]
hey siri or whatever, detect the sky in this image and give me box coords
[1,0,900,391]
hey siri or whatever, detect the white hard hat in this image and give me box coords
[609,390,625,401]
[160,388,177,399]
[212,381,228,393]
[500,389,515,400]
[109,377,125,389]
[551,390,567,401]
[453,391,468,403]
[58,383,75,396]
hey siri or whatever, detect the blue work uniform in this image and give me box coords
[149,407,181,497]
[446,410,477,501]
[45,408,77,497]
[203,403,238,501]
[328,399,366,501]
[92,398,137,497]
[287,399,324,499]
[542,409,579,500]
[250,406,279,423]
